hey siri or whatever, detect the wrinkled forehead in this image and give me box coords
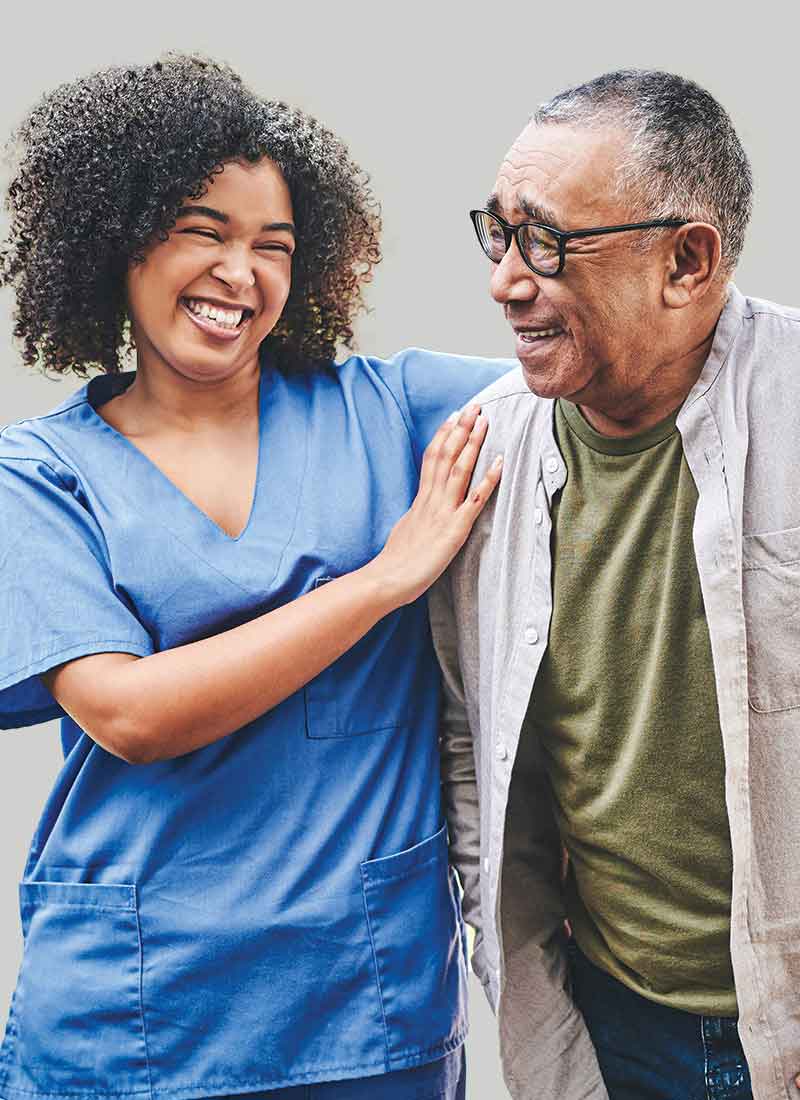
[488,122,632,229]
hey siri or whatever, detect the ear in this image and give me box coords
[662,223,722,308]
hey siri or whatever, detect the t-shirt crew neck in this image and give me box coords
[558,397,680,456]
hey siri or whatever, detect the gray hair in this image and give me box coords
[534,70,753,273]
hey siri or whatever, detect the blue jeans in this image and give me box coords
[568,942,752,1100]
[220,1047,465,1099]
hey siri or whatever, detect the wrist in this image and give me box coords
[358,554,413,614]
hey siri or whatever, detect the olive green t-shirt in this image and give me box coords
[525,398,737,1016]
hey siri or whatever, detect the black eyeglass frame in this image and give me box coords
[469,208,689,277]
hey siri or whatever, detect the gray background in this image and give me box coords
[0,3,796,1096]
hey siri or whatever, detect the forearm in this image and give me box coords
[48,559,398,763]
[440,720,482,930]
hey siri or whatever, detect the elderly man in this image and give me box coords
[431,70,800,1100]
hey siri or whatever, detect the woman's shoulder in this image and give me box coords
[331,347,517,453]
[0,383,91,483]
[335,345,515,392]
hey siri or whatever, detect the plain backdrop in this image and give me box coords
[0,3,797,1097]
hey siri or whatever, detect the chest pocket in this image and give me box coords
[304,577,412,738]
[742,524,800,713]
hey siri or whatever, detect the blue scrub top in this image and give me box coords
[0,349,511,1100]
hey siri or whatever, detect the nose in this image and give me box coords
[489,239,540,306]
[211,242,256,292]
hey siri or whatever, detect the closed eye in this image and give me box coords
[255,242,294,255]
[179,228,221,241]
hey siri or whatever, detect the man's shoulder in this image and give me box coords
[470,365,548,425]
[740,292,800,327]
[735,289,800,358]
[470,367,556,471]
[733,291,800,391]
[701,286,800,409]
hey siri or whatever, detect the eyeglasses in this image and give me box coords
[469,208,689,278]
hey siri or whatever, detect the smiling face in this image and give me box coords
[126,157,295,387]
[488,122,679,412]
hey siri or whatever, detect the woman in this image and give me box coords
[0,56,507,1100]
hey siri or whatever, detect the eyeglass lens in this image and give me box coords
[473,211,560,274]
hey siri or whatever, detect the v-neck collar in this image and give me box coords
[52,360,312,597]
[86,367,267,544]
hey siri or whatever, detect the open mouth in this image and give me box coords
[180,297,255,339]
[516,326,564,343]
[514,326,566,357]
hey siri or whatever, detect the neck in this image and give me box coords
[577,316,721,438]
[114,357,261,436]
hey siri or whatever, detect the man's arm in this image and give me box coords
[430,569,610,1099]
[429,571,492,995]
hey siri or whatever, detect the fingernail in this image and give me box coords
[492,454,504,469]
[468,403,481,415]
[447,410,459,423]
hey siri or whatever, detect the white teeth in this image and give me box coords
[185,299,245,329]
[521,327,562,341]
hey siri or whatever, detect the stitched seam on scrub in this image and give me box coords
[15,444,257,603]
[0,640,152,692]
[132,894,154,1100]
[0,1043,461,1100]
[360,870,391,1070]
[385,1028,466,1062]
[361,852,441,885]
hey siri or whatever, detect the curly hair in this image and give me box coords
[0,54,382,376]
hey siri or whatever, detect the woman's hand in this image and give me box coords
[370,404,502,606]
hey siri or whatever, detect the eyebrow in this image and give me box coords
[485,192,562,229]
[177,205,296,235]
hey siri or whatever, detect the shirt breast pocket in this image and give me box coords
[742,524,800,714]
[304,577,412,738]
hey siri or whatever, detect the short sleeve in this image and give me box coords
[367,349,516,468]
[0,455,154,729]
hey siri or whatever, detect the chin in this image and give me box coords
[520,363,567,400]
[163,354,244,386]
[519,356,594,403]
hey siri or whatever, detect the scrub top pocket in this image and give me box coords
[360,823,468,1063]
[1,882,150,1099]
[305,577,412,739]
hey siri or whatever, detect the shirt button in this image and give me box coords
[545,456,559,473]
[495,742,507,761]
[534,508,543,525]
[524,627,539,645]
[483,858,490,874]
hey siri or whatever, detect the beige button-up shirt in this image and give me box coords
[430,285,800,1100]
